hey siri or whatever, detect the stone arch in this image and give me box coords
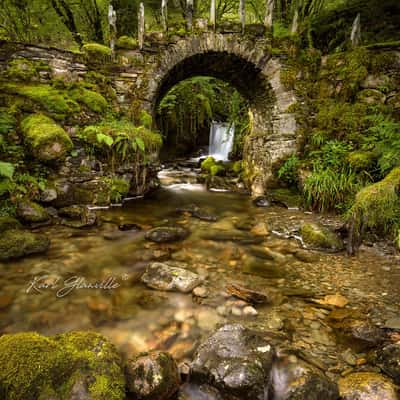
[141,33,298,194]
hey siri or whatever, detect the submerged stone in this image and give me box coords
[271,356,339,400]
[376,343,400,384]
[125,351,180,400]
[0,229,50,261]
[59,205,97,228]
[338,372,398,400]
[190,324,275,400]
[145,226,190,243]
[141,262,201,293]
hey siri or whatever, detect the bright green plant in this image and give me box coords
[278,155,300,185]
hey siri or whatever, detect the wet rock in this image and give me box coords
[16,199,50,223]
[125,351,180,400]
[118,223,142,231]
[190,324,275,400]
[338,372,398,400]
[0,229,50,261]
[145,226,190,243]
[251,222,269,236]
[253,196,271,207]
[193,286,208,298]
[300,223,344,251]
[376,343,400,384]
[59,205,97,228]
[201,230,264,245]
[349,320,385,346]
[178,383,223,400]
[141,262,201,293]
[294,249,320,263]
[40,187,58,203]
[176,205,217,222]
[226,283,270,304]
[271,356,339,400]
[249,246,286,264]
[233,218,255,231]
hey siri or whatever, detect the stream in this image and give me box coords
[1,162,400,382]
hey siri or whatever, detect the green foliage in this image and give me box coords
[139,110,152,129]
[278,155,300,185]
[0,162,15,179]
[361,115,400,176]
[303,167,359,212]
[105,178,130,203]
[0,111,16,136]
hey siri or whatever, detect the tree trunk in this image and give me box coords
[210,0,216,31]
[239,0,245,34]
[138,2,145,50]
[50,0,82,46]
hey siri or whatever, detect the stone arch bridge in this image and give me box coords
[0,32,298,195]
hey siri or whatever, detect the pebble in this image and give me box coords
[193,286,208,298]
[243,306,258,316]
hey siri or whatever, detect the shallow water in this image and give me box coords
[1,165,400,377]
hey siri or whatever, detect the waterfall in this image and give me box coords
[209,122,235,161]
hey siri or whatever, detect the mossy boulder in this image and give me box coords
[338,372,398,400]
[16,199,50,223]
[6,59,41,82]
[0,216,21,232]
[300,223,344,251]
[0,229,50,261]
[4,83,80,120]
[0,331,125,400]
[69,86,108,113]
[201,157,226,176]
[59,205,97,228]
[21,114,73,162]
[116,36,139,49]
[347,151,376,171]
[83,43,112,63]
[125,351,180,400]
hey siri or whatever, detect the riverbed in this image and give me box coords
[1,164,400,381]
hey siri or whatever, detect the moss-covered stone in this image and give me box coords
[6,59,41,82]
[201,157,226,176]
[0,216,21,232]
[357,89,386,105]
[83,43,112,63]
[300,222,344,251]
[21,114,73,162]
[116,36,139,49]
[347,151,376,171]
[16,199,49,223]
[3,83,80,120]
[69,86,108,113]
[125,351,180,400]
[0,331,125,400]
[0,229,50,261]
[347,167,400,253]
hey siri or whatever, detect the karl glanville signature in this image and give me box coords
[26,275,125,298]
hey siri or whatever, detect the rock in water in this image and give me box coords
[0,229,50,261]
[338,372,398,400]
[253,196,271,207]
[271,356,339,400]
[141,262,201,293]
[118,223,142,231]
[190,324,275,400]
[125,351,180,400]
[59,205,97,228]
[300,223,344,251]
[178,383,223,400]
[16,199,50,223]
[145,226,190,243]
[376,343,400,384]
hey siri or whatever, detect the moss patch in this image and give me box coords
[21,114,73,162]
[0,331,125,400]
[116,36,138,49]
[69,86,108,113]
[83,43,112,63]
[300,223,344,251]
[0,216,21,232]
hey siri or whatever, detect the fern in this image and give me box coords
[0,161,15,179]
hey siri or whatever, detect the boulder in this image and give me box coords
[0,229,50,261]
[141,262,201,293]
[271,356,339,400]
[125,351,180,400]
[190,324,275,400]
[0,216,21,232]
[338,372,398,400]
[300,223,344,251]
[376,343,400,384]
[0,331,125,400]
[145,226,190,243]
[59,205,97,228]
[16,199,50,223]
